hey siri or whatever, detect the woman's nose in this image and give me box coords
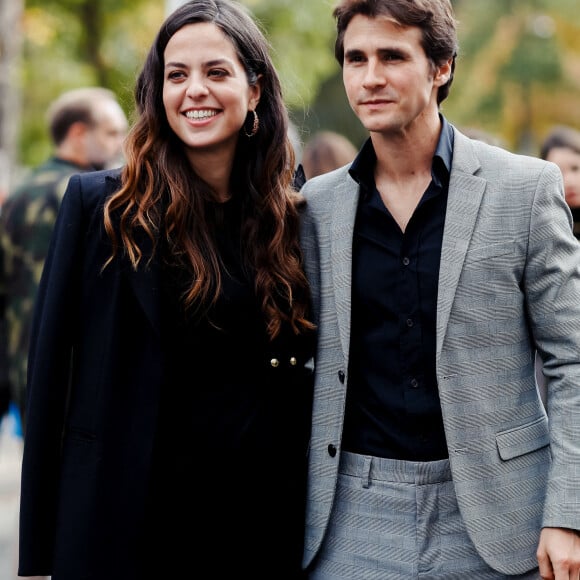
[185,75,210,98]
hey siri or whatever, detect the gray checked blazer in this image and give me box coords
[299,126,580,575]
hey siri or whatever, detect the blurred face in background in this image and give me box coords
[85,99,128,170]
[545,146,580,209]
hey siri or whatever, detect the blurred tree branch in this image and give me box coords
[11,0,580,167]
[0,0,23,202]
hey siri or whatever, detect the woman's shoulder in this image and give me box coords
[73,167,123,192]
[63,167,123,211]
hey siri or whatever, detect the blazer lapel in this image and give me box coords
[331,175,360,361]
[436,129,487,358]
[126,250,161,337]
[326,133,486,364]
[104,174,161,337]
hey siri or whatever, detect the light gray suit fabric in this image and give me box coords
[299,127,580,576]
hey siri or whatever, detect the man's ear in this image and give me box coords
[66,121,89,141]
[435,58,453,86]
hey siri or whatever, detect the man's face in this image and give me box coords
[85,100,128,170]
[341,14,449,137]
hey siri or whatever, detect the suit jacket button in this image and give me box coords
[289,356,297,366]
[270,358,280,368]
[338,370,345,383]
[327,444,337,458]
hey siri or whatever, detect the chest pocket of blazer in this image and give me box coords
[465,241,517,266]
[495,416,549,461]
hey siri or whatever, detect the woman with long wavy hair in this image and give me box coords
[18,1,315,578]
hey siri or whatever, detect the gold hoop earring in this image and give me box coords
[243,110,259,138]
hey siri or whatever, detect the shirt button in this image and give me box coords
[327,444,337,458]
[270,358,280,368]
[406,318,414,327]
[338,370,345,383]
[402,257,410,266]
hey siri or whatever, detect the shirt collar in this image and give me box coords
[349,114,454,191]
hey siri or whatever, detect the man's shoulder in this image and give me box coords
[8,158,82,205]
[301,164,354,197]
[453,129,551,177]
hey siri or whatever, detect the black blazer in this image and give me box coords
[18,169,314,579]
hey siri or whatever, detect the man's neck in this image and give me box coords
[370,112,442,183]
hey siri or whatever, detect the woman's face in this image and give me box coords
[162,22,261,164]
[546,146,580,209]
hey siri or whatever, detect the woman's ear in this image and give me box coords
[249,74,263,109]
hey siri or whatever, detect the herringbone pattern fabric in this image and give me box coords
[308,452,540,579]
[299,127,580,576]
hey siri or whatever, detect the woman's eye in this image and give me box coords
[208,69,228,78]
[167,70,185,81]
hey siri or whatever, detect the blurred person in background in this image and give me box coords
[17,1,315,579]
[540,125,580,238]
[0,86,128,433]
[301,130,358,180]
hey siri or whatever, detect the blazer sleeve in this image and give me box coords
[299,194,321,327]
[524,160,580,530]
[18,174,87,574]
[0,236,10,416]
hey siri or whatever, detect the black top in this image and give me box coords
[342,117,453,461]
[142,197,313,578]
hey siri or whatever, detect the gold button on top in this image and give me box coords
[289,357,297,366]
[270,358,280,368]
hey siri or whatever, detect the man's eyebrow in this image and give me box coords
[378,47,406,56]
[345,46,407,58]
[344,48,365,59]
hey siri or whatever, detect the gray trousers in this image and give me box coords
[307,451,540,579]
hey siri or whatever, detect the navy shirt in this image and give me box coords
[342,117,454,461]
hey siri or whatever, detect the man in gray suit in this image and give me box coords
[299,0,580,578]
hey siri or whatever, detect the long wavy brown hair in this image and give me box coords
[103,0,313,339]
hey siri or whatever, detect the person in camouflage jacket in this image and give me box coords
[0,87,127,431]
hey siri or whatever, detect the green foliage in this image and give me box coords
[439,0,580,152]
[502,33,562,85]
[244,0,337,108]
[15,0,580,167]
[18,0,163,166]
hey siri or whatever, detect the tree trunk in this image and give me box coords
[0,0,23,206]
